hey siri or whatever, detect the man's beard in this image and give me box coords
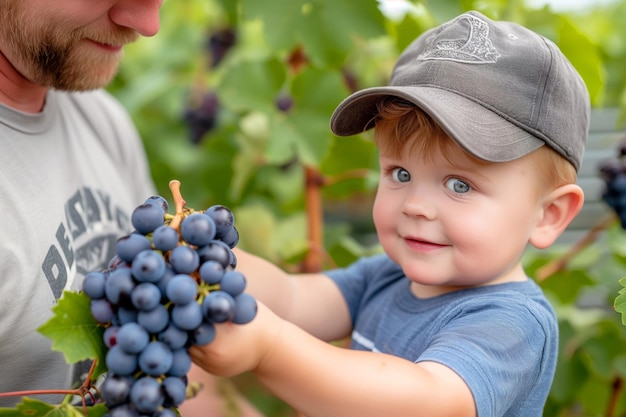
[0,3,139,91]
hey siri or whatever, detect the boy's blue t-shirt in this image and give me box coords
[325,254,557,417]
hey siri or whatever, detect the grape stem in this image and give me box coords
[168,180,187,231]
[0,359,100,417]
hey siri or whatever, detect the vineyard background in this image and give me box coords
[106,0,626,416]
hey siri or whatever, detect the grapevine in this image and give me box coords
[81,179,257,417]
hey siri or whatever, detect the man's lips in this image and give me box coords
[86,39,124,52]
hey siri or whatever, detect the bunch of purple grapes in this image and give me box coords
[205,27,236,68]
[82,196,257,417]
[183,91,219,145]
[600,142,626,228]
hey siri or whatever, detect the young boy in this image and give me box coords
[189,10,590,417]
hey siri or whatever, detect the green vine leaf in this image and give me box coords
[240,0,386,67]
[613,276,626,325]
[37,291,107,378]
[0,398,107,417]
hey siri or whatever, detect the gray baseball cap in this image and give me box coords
[330,10,590,170]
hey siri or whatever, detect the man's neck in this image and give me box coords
[0,51,48,113]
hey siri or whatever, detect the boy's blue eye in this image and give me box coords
[391,168,411,183]
[445,178,471,193]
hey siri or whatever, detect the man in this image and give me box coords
[0,2,261,416]
[0,0,159,406]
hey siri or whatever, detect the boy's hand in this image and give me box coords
[188,302,283,377]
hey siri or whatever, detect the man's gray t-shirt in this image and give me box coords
[0,89,155,406]
[326,254,557,417]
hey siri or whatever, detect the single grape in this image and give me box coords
[115,234,152,263]
[131,250,166,283]
[275,93,294,113]
[90,298,115,323]
[103,325,120,348]
[169,245,200,274]
[199,260,224,285]
[168,348,192,377]
[137,304,169,333]
[171,302,203,330]
[197,240,232,269]
[220,270,246,297]
[144,195,169,213]
[131,282,162,311]
[190,321,216,346]
[152,225,179,252]
[82,271,106,299]
[157,323,188,350]
[202,291,236,323]
[100,373,133,408]
[138,341,173,376]
[131,203,165,235]
[162,376,187,407]
[232,293,258,325]
[117,322,150,354]
[105,345,138,376]
[180,212,216,246]
[165,274,198,305]
[221,226,239,248]
[104,267,135,308]
[205,205,234,238]
[129,376,164,414]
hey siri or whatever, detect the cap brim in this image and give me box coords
[330,86,544,163]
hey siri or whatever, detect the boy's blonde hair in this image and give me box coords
[372,97,577,190]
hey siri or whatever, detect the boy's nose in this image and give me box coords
[402,188,437,220]
[109,0,162,37]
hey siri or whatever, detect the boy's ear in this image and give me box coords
[529,184,585,249]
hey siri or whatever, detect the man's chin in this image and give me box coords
[46,67,120,91]
[31,48,122,91]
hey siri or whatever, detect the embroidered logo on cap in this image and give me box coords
[418,13,500,64]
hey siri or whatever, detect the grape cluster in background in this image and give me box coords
[600,140,626,228]
[182,27,236,146]
[82,187,257,417]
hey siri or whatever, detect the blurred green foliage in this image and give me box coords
[108,0,626,415]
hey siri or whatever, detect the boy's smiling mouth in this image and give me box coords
[402,235,448,252]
